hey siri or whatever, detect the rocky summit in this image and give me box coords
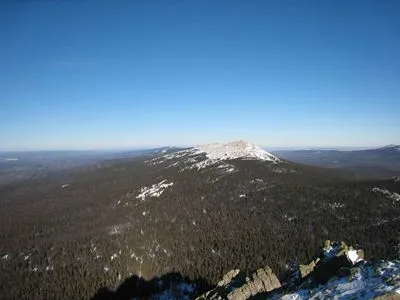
[194,141,280,162]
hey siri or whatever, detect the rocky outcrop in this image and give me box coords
[196,266,280,300]
[301,240,364,284]
[197,240,370,300]
[91,240,399,299]
[374,292,400,300]
[299,257,320,278]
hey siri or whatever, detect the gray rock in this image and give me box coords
[198,266,280,300]
[218,269,240,287]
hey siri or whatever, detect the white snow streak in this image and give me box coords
[372,187,400,202]
[136,180,174,201]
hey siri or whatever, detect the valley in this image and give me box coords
[273,145,400,179]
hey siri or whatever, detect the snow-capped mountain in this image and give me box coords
[194,140,279,162]
[147,140,280,170]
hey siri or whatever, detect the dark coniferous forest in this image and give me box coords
[0,150,399,299]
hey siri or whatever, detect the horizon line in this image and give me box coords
[0,144,397,153]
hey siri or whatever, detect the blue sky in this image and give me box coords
[1,1,399,150]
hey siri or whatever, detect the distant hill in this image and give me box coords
[0,149,155,185]
[273,145,400,179]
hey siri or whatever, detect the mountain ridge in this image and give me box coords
[273,145,400,179]
[194,140,280,162]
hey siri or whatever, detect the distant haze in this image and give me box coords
[1,1,399,150]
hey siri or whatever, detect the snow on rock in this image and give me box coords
[190,158,216,170]
[136,180,174,201]
[321,241,363,264]
[153,148,169,154]
[347,249,362,264]
[216,163,237,174]
[372,187,400,202]
[147,150,192,165]
[330,202,345,209]
[147,141,280,171]
[90,243,101,260]
[195,140,279,162]
[272,260,400,299]
[283,214,296,221]
[272,168,287,174]
[250,178,264,184]
[108,222,131,235]
[46,265,54,271]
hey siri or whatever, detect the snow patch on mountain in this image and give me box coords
[217,163,237,174]
[372,187,400,202]
[136,180,174,201]
[195,141,279,162]
[146,141,280,171]
[108,222,131,235]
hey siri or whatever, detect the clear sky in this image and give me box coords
[1,1,399,150]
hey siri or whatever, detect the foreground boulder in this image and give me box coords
[197,266,281,300]
[302,240,364,284]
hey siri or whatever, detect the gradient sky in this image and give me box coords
[1,1,399,150]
